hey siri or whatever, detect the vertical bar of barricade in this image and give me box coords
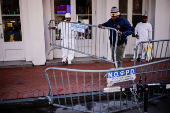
[67,71,74,109]
[68,21,69,50]
[95,27,97,56]
[150,41,159,83]
[134,43,139,66]
[76,72,80,110]
[160,41,169,83]
[44,71,53,104]
[99,72,101,112]
[53,70,60,105]
[114,29,118,68]
[91,73,94,112]
[91,26,93,55]
[61,21,63,48]
[88,26,90,54]
[111,30,113,64]
[49,20,52,46]
[155,41,164,83]
[102,29,104,58]
[60,71,67,107]
[84,26,85,53]
[83,73,87,111]
[81,30,83,52]
[99,29,101,57]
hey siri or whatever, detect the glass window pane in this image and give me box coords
[78,16,92,24]
[119,0,127,13]
[3,16,22,42]
[76,0,92,14]
[78,16,92,39]
[54,0,70,14]
[133,0,142,14]
[1,0,20,15]
[132,15,142,36]
[121,15,127,20]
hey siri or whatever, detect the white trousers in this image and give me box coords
[133,43,147,60]
[61,38,75,63]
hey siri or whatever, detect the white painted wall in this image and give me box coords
[43,0,53,60]
[154,0,170,58]
[20,0,31,61]
[27,0,46,65]
[148,0,155,40]
[71,0,76,21]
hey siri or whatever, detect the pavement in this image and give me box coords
[0,56,170,113]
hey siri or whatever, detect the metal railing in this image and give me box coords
[49,20,119,68]
[42,57,170,112]
[44,21,170,112]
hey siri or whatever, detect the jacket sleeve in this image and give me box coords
[122,20,133,37]
[102,19,110,27]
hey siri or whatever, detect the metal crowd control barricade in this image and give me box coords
[43,20,170,112]
[48,20,119,68]
[42,58,170,113]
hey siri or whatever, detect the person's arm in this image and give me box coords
[121,20,133,37]
[49,22,62,30]
[148,23,152,40]
[135,24,139,39]
[98,19,110,28]
[48,27,56,30]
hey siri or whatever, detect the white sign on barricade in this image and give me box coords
[71,23,85,33]
[106,69,136,87]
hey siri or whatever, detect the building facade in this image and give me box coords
[0,0,169,65]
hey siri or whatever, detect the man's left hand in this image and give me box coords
[118,30,122,37]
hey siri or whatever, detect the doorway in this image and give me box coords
[0,0,25,61]
[119,0,144,55]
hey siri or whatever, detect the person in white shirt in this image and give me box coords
[131,15,152,62]
[49,13,76,65]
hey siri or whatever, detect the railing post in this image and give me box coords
[144,86,148,113]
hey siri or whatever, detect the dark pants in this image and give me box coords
[111,43,126,67]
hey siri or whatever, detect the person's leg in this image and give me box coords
[61,39,68,63]
[132,41,140,60]
[112,43,126,67]
[141,43,147,60]
[68,38,75,64]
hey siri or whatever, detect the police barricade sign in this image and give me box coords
[106,68,136,87]
[71,23,85,33]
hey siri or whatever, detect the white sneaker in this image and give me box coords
[131,59,135,61]
[141,59,146,62]
[68,61,72,65]
[62,61,66,64]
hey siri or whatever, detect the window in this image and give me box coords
[1,0,21,42]
[54,0,70,20]
[119,0,127,19]
[132,0,143,36]
[54,0,70,40]
[76,0,92,39]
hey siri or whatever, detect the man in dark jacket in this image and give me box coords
[98,7,133,67]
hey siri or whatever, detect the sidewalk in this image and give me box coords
[0,60,134,101]
[0,56,134,99]
[1,56,169,111]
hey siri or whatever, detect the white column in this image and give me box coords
[106,0,119,60]
[96,0,104,57]
[27,0,46,65]
[154,0,170,58]
[71,0,76,21]
[42,0,53,60]
[19,0,32,61]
